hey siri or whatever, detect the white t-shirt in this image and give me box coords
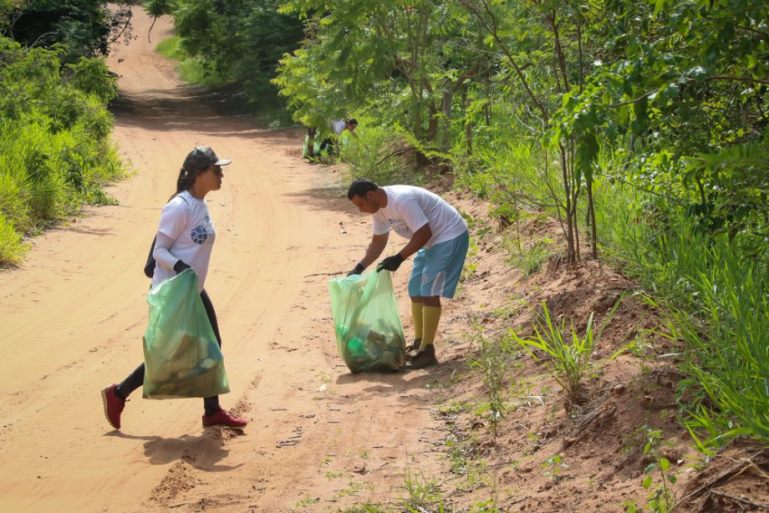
[332,119,347,134]
[372,185,467,248]
[152,191,216,291]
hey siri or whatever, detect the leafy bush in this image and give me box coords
[339,126,418,186]
[65,57,119,103]
[0,37,122,265]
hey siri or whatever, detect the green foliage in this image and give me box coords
[511,304,597,407]
[155,35,224,88]
[65,56,119,103]
[275,0,769,262]
[504,235,555,277]
[144,0,175,17]
[339,125,417,186]
[144,0,176,43]
[276,0,486,153]
[454,134,557,230]
[171,0,303,112]
[668,240,769,448]
[541,454,569,482]
[155,35,185,60]
[3,1,133,62]
[336,506,386,513]
[597,175,769,448]
[0,36,122,266]
[623,428,677,513]
[469,331,514,435]
[399,472,444,512]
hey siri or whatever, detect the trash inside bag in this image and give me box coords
[329,271,406,373]
[142,269,230,399]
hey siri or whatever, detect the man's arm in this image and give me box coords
[398,224,432,259]
[359,233,389,268]
[376,224,432,272]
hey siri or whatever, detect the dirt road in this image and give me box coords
[0,12,446,513]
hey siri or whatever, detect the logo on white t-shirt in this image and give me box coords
[190,216,212,244]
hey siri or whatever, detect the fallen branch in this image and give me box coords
[708,489,769,510]
[672,449,767,511]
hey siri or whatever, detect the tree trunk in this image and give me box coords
[587,180,597,259]
[559,145,576,263]
[440,88,453,152]
[462,87,473,156]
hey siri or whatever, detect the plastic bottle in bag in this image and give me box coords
[347,337,366,358]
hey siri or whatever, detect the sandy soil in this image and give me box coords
[0,11,449,513]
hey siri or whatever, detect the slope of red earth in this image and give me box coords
[423,178,769,513]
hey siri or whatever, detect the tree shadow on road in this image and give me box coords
[110,85,301,144]
[283,185,356,215]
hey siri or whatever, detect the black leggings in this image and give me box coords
[117,289,222,415]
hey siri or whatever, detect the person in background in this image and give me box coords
[332,118,347,135]
[339,118,358,150]
[101,146,248,430]
[346,179,469,369]
[302,127,318,160]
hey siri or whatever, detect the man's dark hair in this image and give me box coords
[347,179,379,199]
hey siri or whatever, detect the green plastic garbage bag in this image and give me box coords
[329,270,406,373]
[143,269,230,399]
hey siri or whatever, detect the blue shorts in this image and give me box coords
[408,231,469,299]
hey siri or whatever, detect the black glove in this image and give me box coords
[347,263,365,276]
[377,254,404,272]
[173,260,191,274]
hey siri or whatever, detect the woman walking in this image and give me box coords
[101,145,247,429]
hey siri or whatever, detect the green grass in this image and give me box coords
[594,167,769,449]
[510,303,597,408]
[155,36,228,88]
[504,234,555,276]
[0,213,25,266]
[400,472,444,512]
[336,507,386,513]
[469,330,516,434]
[155,35,185,60]
[669,241,769,449]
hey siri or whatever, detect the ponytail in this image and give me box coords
[171,167,195,200]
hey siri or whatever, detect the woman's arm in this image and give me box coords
[152,232,181,271]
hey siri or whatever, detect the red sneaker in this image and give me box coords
[101,384,125,430]
[202,409,248,428]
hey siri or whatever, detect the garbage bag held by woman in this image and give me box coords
[329,270,406,373]
[143,269,230,398]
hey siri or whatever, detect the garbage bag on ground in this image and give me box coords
[143,269,230,399]
[329,270,406,373]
